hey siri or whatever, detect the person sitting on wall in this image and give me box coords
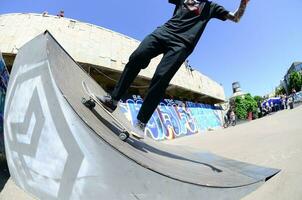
[57,10,64,18]
[42,11,48,17]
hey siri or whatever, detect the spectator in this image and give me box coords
[265,102,271,113]
[230,110,236,123]
[281,96,286,110]
[42,11,48,17]
[288,95,294,109]
[262,106,268,116]
[57,10,64,18]
[184,59,194,72]
[291,88,296,102]
[270,101,274,112]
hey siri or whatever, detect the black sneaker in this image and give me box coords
[96,95,118,113]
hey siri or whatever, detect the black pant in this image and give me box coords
[111,29,192,123]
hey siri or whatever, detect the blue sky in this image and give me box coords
[1,0,301,97]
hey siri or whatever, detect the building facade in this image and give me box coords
[0,13,228,139]
[282,62,302,94]
[0,13,226,104]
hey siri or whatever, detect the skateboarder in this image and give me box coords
[98,0,250,138]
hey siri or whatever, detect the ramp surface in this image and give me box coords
[4,31,280,200]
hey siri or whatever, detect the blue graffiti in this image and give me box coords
[119,96,223,141]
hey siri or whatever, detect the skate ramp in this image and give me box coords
[4,31,280,200]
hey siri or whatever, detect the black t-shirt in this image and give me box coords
[162,0,230,47]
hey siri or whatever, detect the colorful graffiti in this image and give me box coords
[119,95,223,141]
[0,52,9,153]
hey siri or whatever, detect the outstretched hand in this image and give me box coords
[227,0,249,22]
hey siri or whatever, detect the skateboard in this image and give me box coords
[81,81,143,141]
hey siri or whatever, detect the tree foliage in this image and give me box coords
[275,86,286,96]
[234,94,258,120]
[254,95,264,103]
[289,72,302,92]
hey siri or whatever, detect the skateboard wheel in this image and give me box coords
[81,97,87,104]
[119,132,129,141]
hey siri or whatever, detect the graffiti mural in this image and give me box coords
[119,95,223,141]
[0,51,9,153]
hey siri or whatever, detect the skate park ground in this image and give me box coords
[164,104,302,200]
[1,105,301,200]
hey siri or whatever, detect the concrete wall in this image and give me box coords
[0,13,225,102]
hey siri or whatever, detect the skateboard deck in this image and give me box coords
[81,81,143,141]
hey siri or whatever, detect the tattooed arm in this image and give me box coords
[226,0,250,23]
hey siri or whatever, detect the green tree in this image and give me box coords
[289,72,302,92]
[254,95,264,103]
[245,94,258,113]
[234,96,247,120]
[275,86,286,96]
[234,94,258,120]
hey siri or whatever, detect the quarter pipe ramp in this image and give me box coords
[4,31,279,200]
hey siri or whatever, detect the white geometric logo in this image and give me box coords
[4,60,83,199]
